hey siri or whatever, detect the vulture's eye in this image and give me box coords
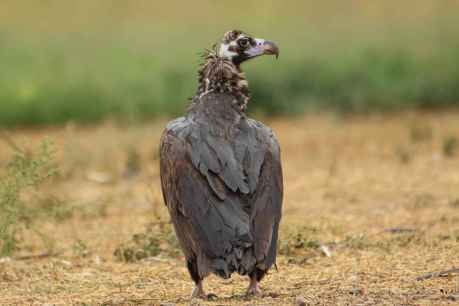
[238,38,250,48]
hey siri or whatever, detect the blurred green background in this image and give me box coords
[1,0,458,126]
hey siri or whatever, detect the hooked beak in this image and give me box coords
[246,38,280,59]
[262,40,279,58]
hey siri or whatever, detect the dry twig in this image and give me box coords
[384,227,416,234]
[13,251,59,261]
[416,268,459,281]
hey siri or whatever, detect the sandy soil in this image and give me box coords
[1,111,459,305]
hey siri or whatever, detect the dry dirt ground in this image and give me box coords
[1,112,459,305]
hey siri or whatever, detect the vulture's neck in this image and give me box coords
[196,49,250,111]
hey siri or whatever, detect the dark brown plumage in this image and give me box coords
[159,30,282,298]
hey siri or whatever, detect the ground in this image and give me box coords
[1,112,459,305]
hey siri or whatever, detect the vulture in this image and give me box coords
[160,30,283,298]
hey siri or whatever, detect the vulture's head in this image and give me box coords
[218,30,279,66]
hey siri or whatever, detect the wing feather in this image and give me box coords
[160,114,283,278]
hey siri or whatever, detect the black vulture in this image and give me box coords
[160,30,283,298]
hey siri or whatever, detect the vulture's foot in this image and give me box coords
[191,282,218,300]
[245,278,262,297]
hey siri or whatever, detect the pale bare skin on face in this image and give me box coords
[218,32,278,64]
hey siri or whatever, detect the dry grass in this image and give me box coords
[1,111,459,305]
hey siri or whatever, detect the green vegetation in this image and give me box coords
[0,136,60,256]
[1,1,459,126]
[114,222,180,262]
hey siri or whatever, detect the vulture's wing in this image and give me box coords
[160,116,282,278]
[246,119,283,271]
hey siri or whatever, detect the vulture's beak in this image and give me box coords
[246,38,280,59]
[262,40,279,58]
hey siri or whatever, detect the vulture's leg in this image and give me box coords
[187,259,217,299]
[191,281,205,298]
[187,259,205,298]
[246,269,265,296]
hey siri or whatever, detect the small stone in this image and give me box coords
[93,255,102,265]
[447,294,459,301]
[348,288,363,295]
[0,257,11,263]
[319,245,332,257]
[267,292,280,298]
[295,295,306,306]
[190,298,200,305]
[58,260,73,268]
[86,171,113,184]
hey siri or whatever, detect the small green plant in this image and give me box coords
[114,232,161,262]
[72,239,89,258]
[443,136,458,157]
[114,221,180,262]
[279,227,322,256]
[0,134,59,256]
[342,233,373,250]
